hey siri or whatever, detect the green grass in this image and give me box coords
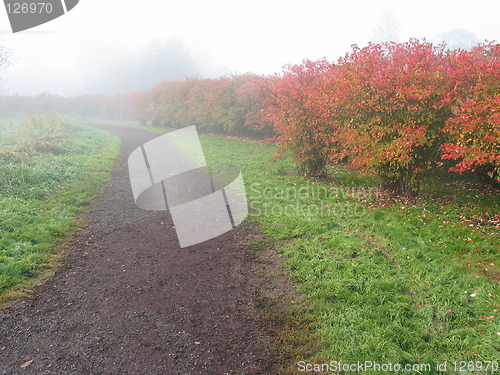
[75,120,500,374]
[0,114,120,304]
[199,136,499,374]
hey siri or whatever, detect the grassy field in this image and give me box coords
[0,114,120,304]
[41,119,500,373]
[199,136,499,374]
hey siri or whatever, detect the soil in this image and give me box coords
[0,125,291,375]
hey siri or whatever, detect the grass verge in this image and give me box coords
[200,136,499,374]
[0,114,120,306]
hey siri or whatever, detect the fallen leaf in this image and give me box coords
[20,360,33,368]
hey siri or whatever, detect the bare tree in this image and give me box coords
[0,40,11,68]
[0,41,11,92]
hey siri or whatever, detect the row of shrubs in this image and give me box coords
[129,74,274,138]
[130,40,499,195]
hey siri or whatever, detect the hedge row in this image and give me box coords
[262,40,499,194]
[129,74,274,138]
[131,40,499,195]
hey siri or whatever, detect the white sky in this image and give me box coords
[0,0,499,95]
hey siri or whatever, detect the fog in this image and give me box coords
[79,38,221,95]
[0,0,499,96]
[0,35,226,96]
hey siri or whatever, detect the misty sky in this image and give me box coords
[0,0,499,96]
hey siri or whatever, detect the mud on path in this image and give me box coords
[0,125,280,374]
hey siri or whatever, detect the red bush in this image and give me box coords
[442,42,500,181]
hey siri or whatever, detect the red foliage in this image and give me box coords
[127,39,499,193]
[261,59,336,176]
[330,40,453,194]
[262,40,498,193]
[442,42,500,181]
[130,75,272,138]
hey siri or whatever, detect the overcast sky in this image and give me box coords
[0,0,499,96]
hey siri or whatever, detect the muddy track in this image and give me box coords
[0,125,278,375]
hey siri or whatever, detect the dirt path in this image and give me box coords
[0,125,278,375]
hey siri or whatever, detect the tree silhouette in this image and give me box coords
[436,28,481,50]
[371,10,401,43]
[81,38,200,94]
